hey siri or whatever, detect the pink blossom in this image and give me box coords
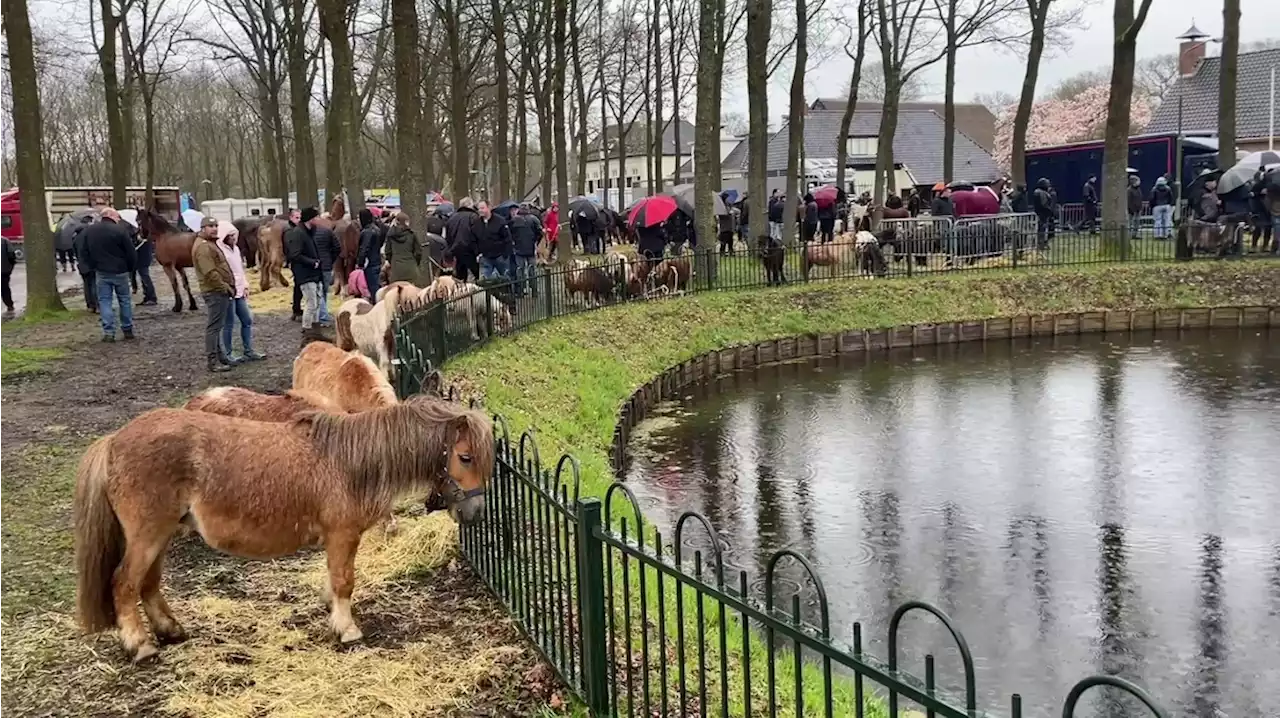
[992,84,1156,170]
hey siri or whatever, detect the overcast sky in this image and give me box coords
[725,0,1280,121]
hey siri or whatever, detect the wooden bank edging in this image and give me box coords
[610,305,1279,470]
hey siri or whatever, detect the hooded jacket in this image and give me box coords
[385,224,423,284]
[356,211,384,269]
[193,230,235,295]
[285,221,323,285]
[1150,180,1175,207]
[509,213,543,257]
[445,206,482,257]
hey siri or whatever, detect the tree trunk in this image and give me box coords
[516,57,529,197]
[553,0,570,260]
[4,0,65,313]
[745,0,770,242]
[942,0,957,183]
[835,0,868,196]
[693,0,722,288]
[318,14,342,204]
[1101,0,1155,254]
[98,0,128,207]
[492,0,510,199]
[393,0,428,233]
[570,0,587,197]
[644,19,655,197]
[320,0,363,214]
[420,59,439,190]
[257,86,284,206]
[1218,0,1240,169]
[143,92,157,207]
[781,0,806,246]
[446,5,470,198]
[873,83,900,204]
[270,94,291,208]
[535,4,554,208]
[668,0,681,184]
[652,0,664,193]
[287,0,319,209]
[1010,1,1047,187]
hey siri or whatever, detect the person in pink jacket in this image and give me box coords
[346,266,370,298]
[543,201,560,256]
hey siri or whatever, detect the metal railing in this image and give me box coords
[455,418,1171,718]
[393,223,1198,396]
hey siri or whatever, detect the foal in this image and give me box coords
[74,398,494,662]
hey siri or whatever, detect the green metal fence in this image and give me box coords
[453,418,1172,718]
[392,223,1274,396]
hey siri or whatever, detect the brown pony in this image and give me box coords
[137,208,198,313]
[292,341,398,412]
[184,386,348,421]
[316,196,360,297]
[73,397,494,662]
[256,217,291,291]
[232,216,264,269]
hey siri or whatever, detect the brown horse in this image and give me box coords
[317,196,361,298]
[136,208,198,312]
[184,386,348,420]
[73,397,494,662]
[232,217,264,269]
[292,341,398,412]
[256,217,291,291]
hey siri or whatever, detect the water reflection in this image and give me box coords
[623,329,1280,717]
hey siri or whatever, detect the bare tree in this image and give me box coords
[1100,0,1155,250]
[745,0,770,243]
[780,0,808,245]
[858,60,925,101]
[491,0,510,199]
[552,0,570,259]
[1218,0,1239,170]
[392,0,427,233]
[1008,0,1075,186]
[693,0,725,285]
[4,0,65,313]
[123,0,193,206]
[835,0,871,196]
[284,0,320,208]
[1135,53,1178,102]
[91,0,131,207]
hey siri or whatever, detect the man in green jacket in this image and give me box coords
[192,216,236,372]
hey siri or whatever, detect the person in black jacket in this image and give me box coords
[816,194,837,243]
[476,201,513,280]
[509,207,543,296]
[285,207,324,334]
[313,222,341,325]
[81,209,138,341]
[1126,175,1144,240]
[801,193,818,244]
[1032,178,1055,250]
[767,193,784,241]
[1081,176,1099,235]
[1150,176,1175,240]
[2,237,15,314]
[736,198,750,248]
[445,198,482,281]
[356,208,384,298]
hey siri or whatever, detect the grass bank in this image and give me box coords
[444,261,1280,715]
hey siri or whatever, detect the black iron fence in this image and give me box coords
[393,222,1229,396]
[457,418,1172,717]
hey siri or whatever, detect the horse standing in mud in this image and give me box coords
[136,209,198,313]
[73,396,493,663]
[256,217,291,291]
[317,196,361,298]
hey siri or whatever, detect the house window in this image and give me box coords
[846,136,878,156]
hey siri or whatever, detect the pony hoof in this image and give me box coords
[338,626,364,644]
[171,305,182,313]
[156,626,189,645]
[132,643,161,664]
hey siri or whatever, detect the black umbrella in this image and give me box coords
[668,183,728,217]
[493,200,520,219]
[568,197,599,223]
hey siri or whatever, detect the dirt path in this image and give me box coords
[1,269,563,717]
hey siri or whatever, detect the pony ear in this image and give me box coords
[422,370,443,397]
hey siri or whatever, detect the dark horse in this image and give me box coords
[137,208,198,312]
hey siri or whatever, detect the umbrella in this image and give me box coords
[568,197,599,222]
[493,200,520,219]
[629,195,679,228]
[720,188,742,205]
[811,185,840,209]
[434,201,455,216]
[1218,150,1280,194]
[1262,165,1280,192]
[668,183,728,217]
[181,208,204,231]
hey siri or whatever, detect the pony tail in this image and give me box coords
[73,435,124,633]
[335,311,357,351]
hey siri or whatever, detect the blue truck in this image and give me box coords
[1023,133,1220,204]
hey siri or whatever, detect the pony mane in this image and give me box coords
[300,396,494,515]
[341,352,397,406]
[140,208,178,234]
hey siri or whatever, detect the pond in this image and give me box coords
[621,329,1280,717]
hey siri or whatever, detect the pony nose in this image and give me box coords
[453,495,486,525]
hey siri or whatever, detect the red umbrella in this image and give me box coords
[812,184,839,209]
[629,194,679,228]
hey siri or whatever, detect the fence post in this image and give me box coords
[433,302,447,367]
[543,269,554,320]
[576,498,610,715]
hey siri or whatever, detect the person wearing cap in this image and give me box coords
[285,206,325,336]
[216,220,266,363]
[193,216,237,372]
[79,207,138,341]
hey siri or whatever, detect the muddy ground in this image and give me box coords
[1,268,564,717]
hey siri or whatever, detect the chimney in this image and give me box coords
[1177,22,1210,77]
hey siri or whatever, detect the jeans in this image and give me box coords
[364,265,381,301]
[769,222,783,241]
[134,241,157,301]
[481,255,511,280]
[97,273,133,336]
[1151,205,1174,239]
[2,270,12,310]
[202,291,230,360]
[221,296,255,357]
[1128,213,1141,238]
[318,270,333,323]
[513,254,537,296]
[299,281,323,329]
